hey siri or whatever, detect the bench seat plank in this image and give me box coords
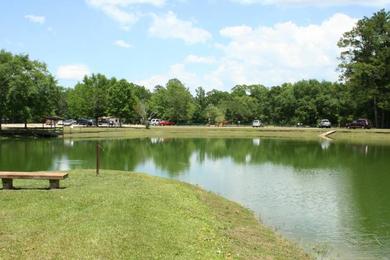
[0,172,68,180]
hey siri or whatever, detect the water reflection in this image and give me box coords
[0,138,389,258]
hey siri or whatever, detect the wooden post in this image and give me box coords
[2,178,13,189]
[49,180,60,189]
[96,142,100,176]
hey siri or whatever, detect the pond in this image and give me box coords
[1,137,389,258]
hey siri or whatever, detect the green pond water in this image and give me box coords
[1,137,389,258]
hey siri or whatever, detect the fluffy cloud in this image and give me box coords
[212,13,357,87]
[24,15,45,24]
[87,0,164,6]
[86,0,164,28]
[138,63,198,89]
[140,13,357,91]
[114,40,132,48]
[56,64,90,81]
[185,55,216,64]
[149,11,212,44]
[230,0,390,6]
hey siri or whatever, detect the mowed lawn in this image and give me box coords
[0,170,310,259]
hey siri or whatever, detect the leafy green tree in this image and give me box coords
[204,104,225,125]
[338,9,390,128]
[149,85,168,119]
[164,79,195,123]
[67,74,111,124]
[107,79,138,126]
[66,82,92,119]
[1,51,59,128]
[193,86,208,124]
[150,79,195,123]
[248,84,269,122]
[0,50,13,129]
[84,74,111,125]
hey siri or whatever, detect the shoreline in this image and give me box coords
[2,124,390,144]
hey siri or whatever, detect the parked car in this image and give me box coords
[77,118,93,126]
[346,119,371,129]
[252,120,263,127]
[150,118,160,126]
[319,119,331,128]
[159,120,176,126]
[63,119,77,126]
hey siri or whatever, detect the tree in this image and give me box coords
[164,79,196,123]
[107,79,137,126]
[149,79,195,123]
[1,51,60,128]
[83,74,111,125]
[338,9,390,128]
[204,104,225,125]
[67,74,111,125]
[193,86,207,124]
[0,50,13,129]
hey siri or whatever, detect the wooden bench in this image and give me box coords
[0,172,68,189]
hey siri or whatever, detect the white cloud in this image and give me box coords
[220,25,253,38]
[24,15,45,24]
[56,64,90,81]
[230,0,390,6]
[141,13,358,91]
[87,0,164,6]
[101,5,140,26]
[185,55,216,64]
[114,40,132,48]
[138,63,211,91]
[149,11,212,44]
[86,0,164,28]
[212,13,357,87]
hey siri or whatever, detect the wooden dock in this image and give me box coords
[319,130,336,140]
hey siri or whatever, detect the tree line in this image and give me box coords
[1,9,389,128]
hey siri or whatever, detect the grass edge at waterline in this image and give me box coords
[0,170,310,259]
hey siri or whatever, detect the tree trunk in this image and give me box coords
[24,121,27,129]
[381,109,385,129]
[373,97,378,128]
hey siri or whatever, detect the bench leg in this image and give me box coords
[49,180,60,189]
[2,179,13,189]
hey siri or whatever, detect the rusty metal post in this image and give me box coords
[96,142,100,176]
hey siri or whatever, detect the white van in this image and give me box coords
[252,120,263,127]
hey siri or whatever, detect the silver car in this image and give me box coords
[252,120,263,127]
[319,119,331,128]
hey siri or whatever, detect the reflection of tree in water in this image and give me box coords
[342,144,390,254]
[0,139,66,171]
[3,138,390,174]
[98,139,151,171]
[149,139,196,176]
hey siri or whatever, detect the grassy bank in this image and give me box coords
[62,125,390,144]
[0,170,309,259]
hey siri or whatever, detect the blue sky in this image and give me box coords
[0,0,389,92]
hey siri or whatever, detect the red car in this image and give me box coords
[159,120,176,126]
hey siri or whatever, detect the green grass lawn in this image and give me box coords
[0,170,310,259]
